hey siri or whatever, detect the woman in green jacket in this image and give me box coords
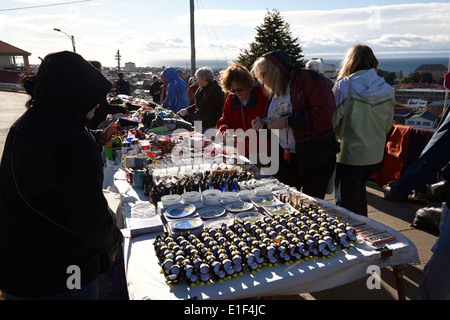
[332,44,394,216]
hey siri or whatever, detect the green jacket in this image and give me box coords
[332,69,394,165]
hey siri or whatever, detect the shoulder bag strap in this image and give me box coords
[338,78,352,141]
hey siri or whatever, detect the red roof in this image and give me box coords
[395,82,445,89]
[0,40,31,56]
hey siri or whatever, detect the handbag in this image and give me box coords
[326,78,352,194]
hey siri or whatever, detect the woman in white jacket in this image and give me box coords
[332,44,394,216]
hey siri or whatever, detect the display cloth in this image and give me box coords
[108,169,419,300]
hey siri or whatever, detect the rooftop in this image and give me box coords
[405,110,439,121]
[415,64,448,71]
[0,40,31,56]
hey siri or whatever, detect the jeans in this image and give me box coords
[2,278,99,300]
[418,204,450,299]
[334,162,379,216]
[276,147,336,199]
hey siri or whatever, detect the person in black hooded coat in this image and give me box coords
[0,51,123,299]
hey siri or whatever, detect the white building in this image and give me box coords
[124,62,136,72]
[406,98,427,112]
[404,110,438,130]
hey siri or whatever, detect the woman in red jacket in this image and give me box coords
[216,61,268,158]
[251,50,339,199]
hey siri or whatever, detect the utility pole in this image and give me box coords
[190,0,196,75]
[115,50,121,72]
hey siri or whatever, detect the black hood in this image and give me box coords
[263,49,300,76]
[33,51,112,122]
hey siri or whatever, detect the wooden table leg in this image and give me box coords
[392,264,406,300]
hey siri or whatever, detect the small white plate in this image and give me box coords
[251,195,281,207]
[236,211,265,223]
[165,203,196,219]
[264,203,296,216]
[225,201,254,213]
[171,218,204,231]
[197,207,226,219]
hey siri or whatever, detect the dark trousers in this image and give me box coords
[334,162,379,217]
[276,147,336,199]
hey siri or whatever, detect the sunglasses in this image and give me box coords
[230,88,243,93]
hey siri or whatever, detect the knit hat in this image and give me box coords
[262,50,299,75]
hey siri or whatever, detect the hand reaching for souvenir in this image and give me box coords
[251,117,288,130]
[100,121,119,146]
[251,117,265,131]
[267,117,289,130]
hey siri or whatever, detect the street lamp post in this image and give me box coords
[53,28,76,53]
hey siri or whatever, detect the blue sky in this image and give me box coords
[1,0,450,67]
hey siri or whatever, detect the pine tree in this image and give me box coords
[238,9,305,70]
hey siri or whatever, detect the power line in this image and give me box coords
[0,0,92,12]
[196,0,229,67]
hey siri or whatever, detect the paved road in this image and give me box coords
[0,91,28,157]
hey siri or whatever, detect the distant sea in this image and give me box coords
[324,56,449,75]
[156,57,449,75]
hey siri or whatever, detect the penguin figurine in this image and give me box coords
[184,264,198,284]
[232,254,243,273]
[251,247,265,265]
[318,239,330,257]
[222,258,235,276]
[199,262,211,282]
[211,260,226,281]
[167,263,181,282]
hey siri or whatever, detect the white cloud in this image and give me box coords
[2,2,450,67]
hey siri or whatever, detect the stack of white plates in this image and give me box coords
[255,186,272,196]
[239,189,256,201]
[221,191,239,204]
[202,189,221,206]
[161,194,182,207]
[182,191,201,204]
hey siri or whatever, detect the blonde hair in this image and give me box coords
[219,61,255,93]
[338,44,379,79]
[252,56,289,96]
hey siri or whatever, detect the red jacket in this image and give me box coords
[216,85,268,158]
[263,50,339,171]
[216,85,267,133]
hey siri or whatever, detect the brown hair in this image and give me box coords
[219,61,255,93]
[252,56,290,96]
[338,44,379,79]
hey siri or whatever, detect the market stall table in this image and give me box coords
[110,169,419,300]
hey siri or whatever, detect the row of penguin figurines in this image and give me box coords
[153,203,358,285]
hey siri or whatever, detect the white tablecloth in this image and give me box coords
[111,169,419,300]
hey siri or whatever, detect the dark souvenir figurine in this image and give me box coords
[211,260,226,281]
[167,264,181,282]
[318,239,330,257]
[222,258,234,276]
[289,241,302,260]
[245,252,258,270]
[251,247,265,265]
[185,264,198,284]
[232,254,243,273]
[266,245,278,264]
[199,262,210,282]
[162,258,174,274]
[346,226,357,241]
